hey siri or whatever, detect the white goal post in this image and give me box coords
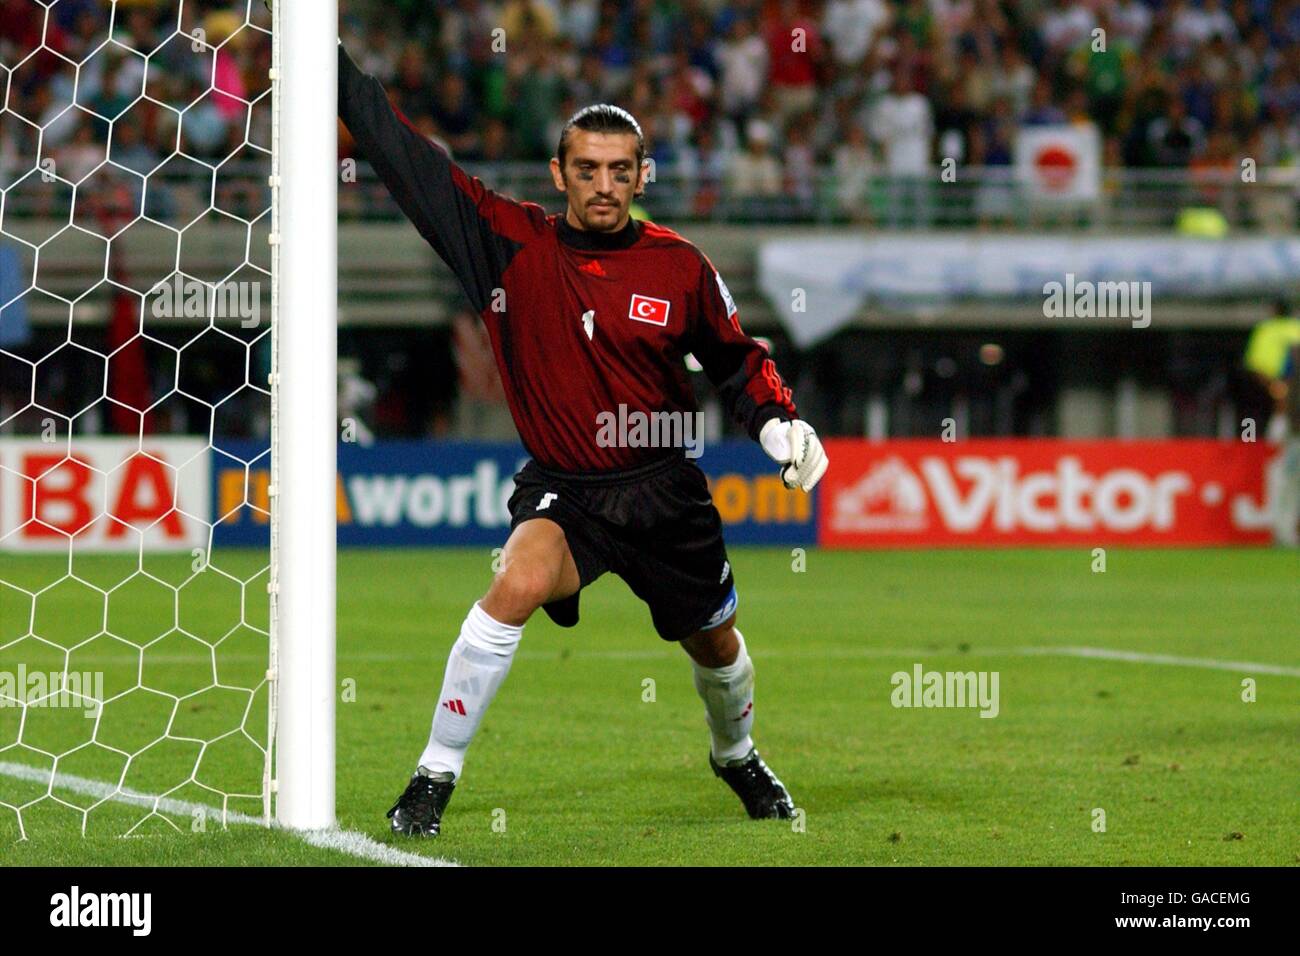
[0,0,340,839]
[270,0,338,830]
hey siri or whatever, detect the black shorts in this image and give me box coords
[507,453,737,642]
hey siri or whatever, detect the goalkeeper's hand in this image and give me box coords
[759,418,829,492]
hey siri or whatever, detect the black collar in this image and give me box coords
[556,215,642,251]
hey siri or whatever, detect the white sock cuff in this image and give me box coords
[463,601,524,655]
[693,630,750,684]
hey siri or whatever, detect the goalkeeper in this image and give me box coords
[338,43,828,837]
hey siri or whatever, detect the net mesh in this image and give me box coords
[0,0,275,838]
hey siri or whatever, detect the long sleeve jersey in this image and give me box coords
[338,44,798,473]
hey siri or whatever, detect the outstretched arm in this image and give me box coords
[689,254,796,437]
[337,43,539,313]
[688,256,828,491]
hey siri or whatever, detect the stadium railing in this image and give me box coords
[3,161,1296,230]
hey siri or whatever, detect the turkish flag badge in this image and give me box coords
[628,293,671,327]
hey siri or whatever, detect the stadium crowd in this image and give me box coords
[3,1,1299,220]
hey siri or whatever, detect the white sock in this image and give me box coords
[417,602,523,779]
[691,629,755,764]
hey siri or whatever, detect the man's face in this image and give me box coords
[550,129,645,232]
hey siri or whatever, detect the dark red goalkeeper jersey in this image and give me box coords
[338,45,799,473]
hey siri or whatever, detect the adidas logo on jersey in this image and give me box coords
[579,259,606,277]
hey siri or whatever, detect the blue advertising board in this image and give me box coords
[211,440,814,547]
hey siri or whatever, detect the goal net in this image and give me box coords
[0,0,335,839]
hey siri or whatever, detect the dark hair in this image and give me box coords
[555,104,645,169]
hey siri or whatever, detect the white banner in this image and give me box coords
[758,235,1300,347]
[0,437,211,552]
[1014,124,1101,201]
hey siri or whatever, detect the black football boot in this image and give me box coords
[387,766,456,836]
[709,747,796,819]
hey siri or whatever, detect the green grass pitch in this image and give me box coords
[1,546,1296,866]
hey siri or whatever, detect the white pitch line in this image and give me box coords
[513,645,1300,677]
[41,643,1300,678]
[0,761,458,867]
[132,644,1300,676]
[1018,645,1300,678]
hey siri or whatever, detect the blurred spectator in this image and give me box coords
[1171,0,1238,51]
[84,52,144,121]
[558,0,600,48]
[728,118,783,199]
[956,48,996,116]
[431,72,481,156]
[990,42,1035,117]
[54,120,103,184]
[107,115,158,177]
[1039,0,1095,58]
[822,0,891,69]
[1147,98,1206,168]
[869,67,933,226]
[717,14,768,119]
[894,0,935,49]
[211,27,249,122]
[1068,7,1135,134]
[1243,298,1300,442]
[832,121,875,221]
[475,117,513,161]
[1189,127,1238,210]
[0,243,31,354]
[766,0,824,125]
[1258,106,1300,165]
[1020,76,1066,126]
[971,96,1016,226]
[1111,0,1153,44]
[180,77,230,158]
[934,80,977,164]
[338,357,378,446]
[502,0,560,44]
[451,310,516,441]
[665,51,714,129]
[783,112,817,209]
[930,0,975,46]
[509,45,566,158]
[680,121,730,217]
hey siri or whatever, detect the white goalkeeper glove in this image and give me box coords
[759,418,829,492]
